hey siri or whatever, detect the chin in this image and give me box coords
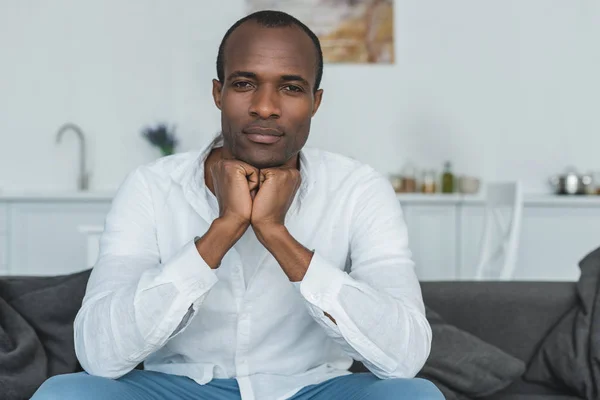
[246,158,285,170]
[235,150,286,170]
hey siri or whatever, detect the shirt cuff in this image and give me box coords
[154,239,219,298]
[298,251,353,311]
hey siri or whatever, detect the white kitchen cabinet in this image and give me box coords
[0,203,7,275]
[7,201,110,276]
[514,207,593,281]
[459,204,589,281]
[458,205,485,279]
[1,192,599,280]
[402,204,458,281]
[78,225,104,268]
[0,203,6,231]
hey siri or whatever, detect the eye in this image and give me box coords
[283,85,304,93]
[232,81,254,90]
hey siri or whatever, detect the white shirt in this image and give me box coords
[74,135,432,400]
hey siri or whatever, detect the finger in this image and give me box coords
[246,170,259,192]
[235,162,260,191]
[259,170,267,188]
[236,160,260,177]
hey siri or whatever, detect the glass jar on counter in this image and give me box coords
[421,169,437,194]
[389,174,403,193]
[400,163,418,193]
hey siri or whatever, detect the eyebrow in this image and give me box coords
[281,74,310,88]
[226,71,311,88]
[226,71,257,81]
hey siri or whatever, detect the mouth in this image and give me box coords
[242,126,283,145]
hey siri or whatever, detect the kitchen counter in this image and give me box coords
[1,190,599,280]
[0,190,116,201]
[396,193,600,207]
[0,190,599,206]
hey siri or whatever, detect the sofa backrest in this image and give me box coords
[1,271,578,368]
[421,281,577,363]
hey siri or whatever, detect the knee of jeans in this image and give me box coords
[372,378,445,399]
[32,374,90,400]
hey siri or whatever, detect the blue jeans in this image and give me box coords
[32,370,444,399]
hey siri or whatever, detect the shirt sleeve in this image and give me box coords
[295,171,432,379]
[74,168,219,379]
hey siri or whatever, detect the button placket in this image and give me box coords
[235,303,252,377]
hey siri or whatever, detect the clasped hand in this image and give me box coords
[209,159,301,237]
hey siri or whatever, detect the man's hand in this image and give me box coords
[249,167,313,285]
[210,159,260,227]
[196,159,259,269]
[251,167,301,238]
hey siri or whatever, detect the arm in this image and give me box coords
[75,166,249,378]
[253,170,431,379]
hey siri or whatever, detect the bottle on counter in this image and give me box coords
[441,161,455,193]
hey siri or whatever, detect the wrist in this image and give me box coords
[195,218,249,269]
[253,222,288,247]
[216,215,250,240]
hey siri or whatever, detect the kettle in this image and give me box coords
[549,168,593,195]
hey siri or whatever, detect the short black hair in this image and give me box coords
[216,10,323,92]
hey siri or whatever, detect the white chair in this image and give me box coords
[474,181,523,280]
[78,225,104,268]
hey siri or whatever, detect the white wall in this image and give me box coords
[1,0,599,193]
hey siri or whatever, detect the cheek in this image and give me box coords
[284,99,313,125]
[222,92,249,120]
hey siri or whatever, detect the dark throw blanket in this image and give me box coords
[526,246,600,399]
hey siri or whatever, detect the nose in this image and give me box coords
[249,85,281,119]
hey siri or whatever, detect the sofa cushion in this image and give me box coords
[0,296,47,400]
[351,305,526,399]
[485,395,583,400]
[0,269,91,377]
[419,307,525,399]
[495,378,577,397]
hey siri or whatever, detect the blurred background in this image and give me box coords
[1,0,600,281]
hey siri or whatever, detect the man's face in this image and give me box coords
[212,22,323,169]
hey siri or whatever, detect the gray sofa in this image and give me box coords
[0,270,581,399]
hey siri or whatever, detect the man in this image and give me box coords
[33,10,442,400]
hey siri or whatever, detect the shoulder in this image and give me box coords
[302,147,391,194]
[119,151,202,194]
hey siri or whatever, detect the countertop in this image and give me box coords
[0,190,116,201]
[396,193,600,207]
[1,190,600,207]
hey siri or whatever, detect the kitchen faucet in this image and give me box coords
[55,122,89,191]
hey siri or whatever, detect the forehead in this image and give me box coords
[223,22,317,84]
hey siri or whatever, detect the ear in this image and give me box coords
[212,79,223,110]
[311,89,324,117]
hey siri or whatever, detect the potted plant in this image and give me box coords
[142,123,179,157]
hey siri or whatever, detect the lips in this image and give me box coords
[243,126,283,145]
